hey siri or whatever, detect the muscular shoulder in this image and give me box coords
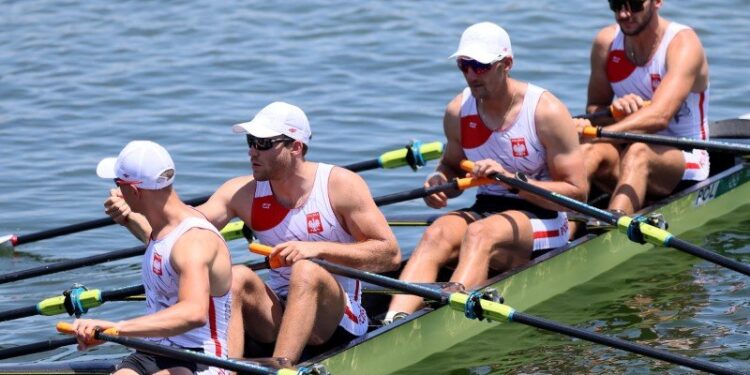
[328,166,373,211]
[593,24,619,50]
[215,175,255,205]
[171,227,225,272]
[444,92,465,139]
[534,91,575,142]
[667,26,705,57]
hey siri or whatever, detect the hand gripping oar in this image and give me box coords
[0,176,488,286]
[582,126,750,154]
[459,160,750,277]
[55,323,325,375]
[1,141,443,250]
[0,284,144,323]
[574,101,651,121]
[247,243,740,375]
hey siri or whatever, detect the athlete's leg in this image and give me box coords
[609,143,684,214]
[450,211,534,289]
[388,212,473,314]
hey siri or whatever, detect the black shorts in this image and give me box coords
[118,348,208,375]
[460,194,558,220]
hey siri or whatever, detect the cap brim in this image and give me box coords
[232,121,283,138]
[449,50,504,64]
[96,157,118,179]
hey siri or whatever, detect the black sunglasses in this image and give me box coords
[246,135,293,151]
[456,58,494,75]
[608,0,646,13]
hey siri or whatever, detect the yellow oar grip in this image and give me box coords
[248,243,283,269]
[380,141,444,169]
[219,221,245,242]
[37,289,103,316]
[456,177,494,190]
[449,293,515,322]
[582,126,599,138]
[616,216,671,246]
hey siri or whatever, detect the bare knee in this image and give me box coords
[288,260,328,292]
[231,265,265,301]
[620,143,651,173]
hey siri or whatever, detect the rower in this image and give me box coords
[104,102,401,364]
[74,141,233,375]
[574,0,710,214]
[385,22,587,322]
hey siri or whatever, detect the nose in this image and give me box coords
[615,7,632,19]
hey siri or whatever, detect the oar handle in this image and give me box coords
[575,100,652,121]
[248,243,282,269]
[56,321,120,345]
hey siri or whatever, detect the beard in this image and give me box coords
[621,4,655,36]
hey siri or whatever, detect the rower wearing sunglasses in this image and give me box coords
[385,22,587,323]
[574,0,710,214]
[104,101,400,365]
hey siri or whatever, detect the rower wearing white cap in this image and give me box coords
[386,22,588,322]
[75,141,233,375]
[103,103,400,365]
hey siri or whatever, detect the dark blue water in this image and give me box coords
[1,1,748,373]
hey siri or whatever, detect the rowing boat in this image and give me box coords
[1,144,748,374]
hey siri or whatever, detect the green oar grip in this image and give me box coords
[36,289,102,316]
[448,293,516,322]
[379,141,444,169]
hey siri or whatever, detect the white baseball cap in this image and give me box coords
[96,140,176,190]
[232,101,312,144]
[449,22,513,64]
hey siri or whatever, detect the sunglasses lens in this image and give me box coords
[457,59,492,74]
[609,0,644,12]
[246,135,281,151]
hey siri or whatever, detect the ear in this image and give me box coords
[503,57,514,72]
[290,140,305,156]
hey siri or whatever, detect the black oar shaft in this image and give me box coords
[13,196,209,246]
[0,337,77,360]
[481,169,750,277]
[312,260,740,375]
[373,180,458,207]
[598,129,750,154]
[100,285,146,301]
[0,245,144,285]
[310,259,447,303]
[344,159,381,173]
[667,237,750,276]
[0,305,39,322]
[94,333,280,375]
[511,312,740,375]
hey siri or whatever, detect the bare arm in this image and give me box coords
[272,168,401,273]
[607,29,708,133]
[72,229,228,342]
[196,175,255,231]
[423,94,471,208]
[586,25,618,122]
[524,92,589,210]
[116,229,225,336]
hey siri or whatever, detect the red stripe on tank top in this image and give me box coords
[208,299,223,356]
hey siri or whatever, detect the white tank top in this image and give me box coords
[460,83,551,197]
[607,22,709,140]
[251,163,361,301]
[142,216,231,357]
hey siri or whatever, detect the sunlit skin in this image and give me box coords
[573,0,710,214]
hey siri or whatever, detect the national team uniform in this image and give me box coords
[251,163,369,337]
[606,22,710,181]
[118,217,232,375]
[459,83,569,251]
